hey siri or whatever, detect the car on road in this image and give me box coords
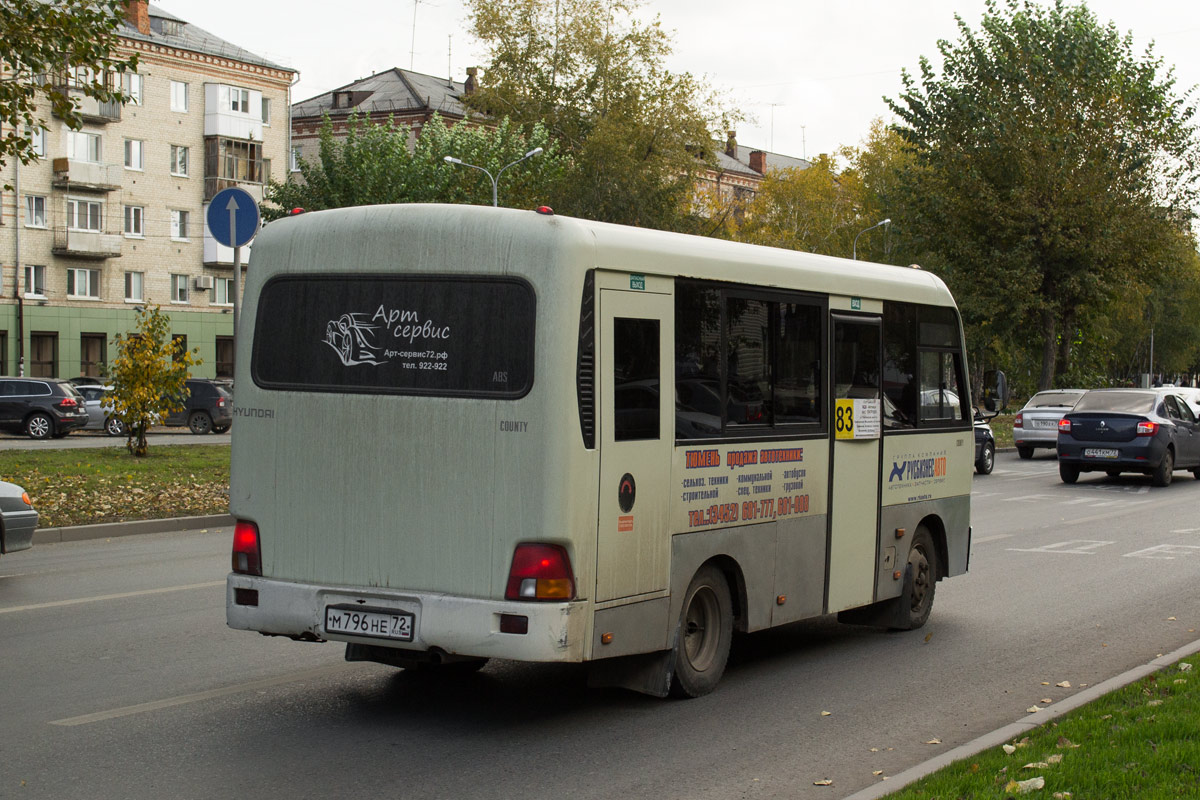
[0,378,89,439]
[1056,388,1200,486]
[76,384,127,436]
[1013,389,1086,459]
[0,479,38,557]
[974,409,997,474]
[163,378,233,434]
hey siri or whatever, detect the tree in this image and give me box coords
[887,0,1200,390]
[0,0,137,170]
[264,113,566,220]
[736,151,865,258]
[108,306,199,457]
[463,0,733,230]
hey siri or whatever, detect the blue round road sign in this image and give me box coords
[206,187,260,248]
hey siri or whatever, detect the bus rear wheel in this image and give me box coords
[670,564,732,698]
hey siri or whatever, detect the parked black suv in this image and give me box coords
[163,378,233,434]
[0,378,89,439]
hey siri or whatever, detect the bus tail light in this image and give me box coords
[1013,413,1023,428]
[1137,420,1159,436]
[1058,418,1071,433]
[232,520,262,576]
[505,543,575,601]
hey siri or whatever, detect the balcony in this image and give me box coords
[53,227,123,259]
[52,158,122,192]
[52,87,121,124]
[204,176,264,202]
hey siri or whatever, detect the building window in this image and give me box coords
[170,209,190,240]
[170,144,189,176]
[67,267,101,299]
[29,333,57,378]
[228,86,250,113]
[170,274,189,303]
[124,138,144,170]
[27,126,46,158]
[125,271,144,302]
[215,277,234,305]
[124,205,144,237]
[215,336,234,378]
[24,265,46,298]
[205,137,263,185]
[261,97,271,125]
[170,80,188,112]
[67,130,102,162]
[0,332,7,376]
[290,147,301,172]
[121,71,143,105]
[81,333,107,377]
[24,195,46,228]
[67,198,103,231]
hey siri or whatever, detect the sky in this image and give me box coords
[155,0,1200,163]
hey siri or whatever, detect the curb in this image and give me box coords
[33,514,234,545]
[841,637,1200,799]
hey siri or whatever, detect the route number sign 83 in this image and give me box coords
[835,399,855,437]
[834,398,881,440]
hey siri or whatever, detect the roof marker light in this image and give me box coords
[535,206,554,215]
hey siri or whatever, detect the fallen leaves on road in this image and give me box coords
[1056,681,1071,688]
[820,711,832,716]
[1027,706,1042,713]
[926,738,942,745]
[27,473,228,527]
[813,779,833,786]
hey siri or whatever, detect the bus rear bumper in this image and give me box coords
[226,574,588,663]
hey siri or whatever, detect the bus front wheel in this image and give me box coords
[670,564,733,698]
[901,528,937,630]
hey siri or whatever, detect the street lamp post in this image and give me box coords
[853,218,891,260]
[444,147,544,207]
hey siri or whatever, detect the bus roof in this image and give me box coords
[256,204,956,308]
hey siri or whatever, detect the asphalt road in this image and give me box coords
[2,450,1198,799]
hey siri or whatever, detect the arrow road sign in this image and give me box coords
[206,186,260,248]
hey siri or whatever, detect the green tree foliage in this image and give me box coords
[737,151,866,258]
[0,0,137,170]
[464,0,731,230]
[887,0,1200,390]
[108,306,199,457]
[263,113,565,220]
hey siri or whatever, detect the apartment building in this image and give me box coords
[0,1,296,379]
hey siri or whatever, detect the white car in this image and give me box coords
[1013,389,1085,459]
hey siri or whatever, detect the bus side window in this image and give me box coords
[883,302,917,428]
[614,317,660,441]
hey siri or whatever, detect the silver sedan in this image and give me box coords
[1014,389,1085,459]
[0,480,38,557]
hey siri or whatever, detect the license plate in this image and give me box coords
[1084,448,1119,459]
[324,605,414,641]
[1033,419,1057,428]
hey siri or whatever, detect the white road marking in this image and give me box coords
[1008,540,1115,555]
[1125,544,1200,560]
[50,664,352,726]
[0,580,224,615]
[1172,528,1200,534]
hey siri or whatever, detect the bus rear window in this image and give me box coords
[251,275,535,398]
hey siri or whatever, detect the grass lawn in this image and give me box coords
[880,658,1200,799]
[0,444,230,528]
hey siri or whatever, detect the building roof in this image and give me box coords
[292,68,469,120]
[715,143,809,177]
[119,4,294,73]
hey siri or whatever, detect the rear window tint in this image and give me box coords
[252,275,535,398]
[1072,391,1155,414]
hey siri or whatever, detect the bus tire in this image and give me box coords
[900,527,937,630]
[670,564,733,698]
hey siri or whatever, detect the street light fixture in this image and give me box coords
[852,217,891,260]
[444,147,544,207]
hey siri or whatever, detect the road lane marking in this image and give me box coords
[1008,540,1114,555]
[0,580,224,615]
[1125,544,1200,560]
[50,663,351,726]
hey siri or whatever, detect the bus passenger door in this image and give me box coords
[827,315,882,612]
[596,289,673,603]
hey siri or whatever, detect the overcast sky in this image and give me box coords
[157,0,1200,162]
